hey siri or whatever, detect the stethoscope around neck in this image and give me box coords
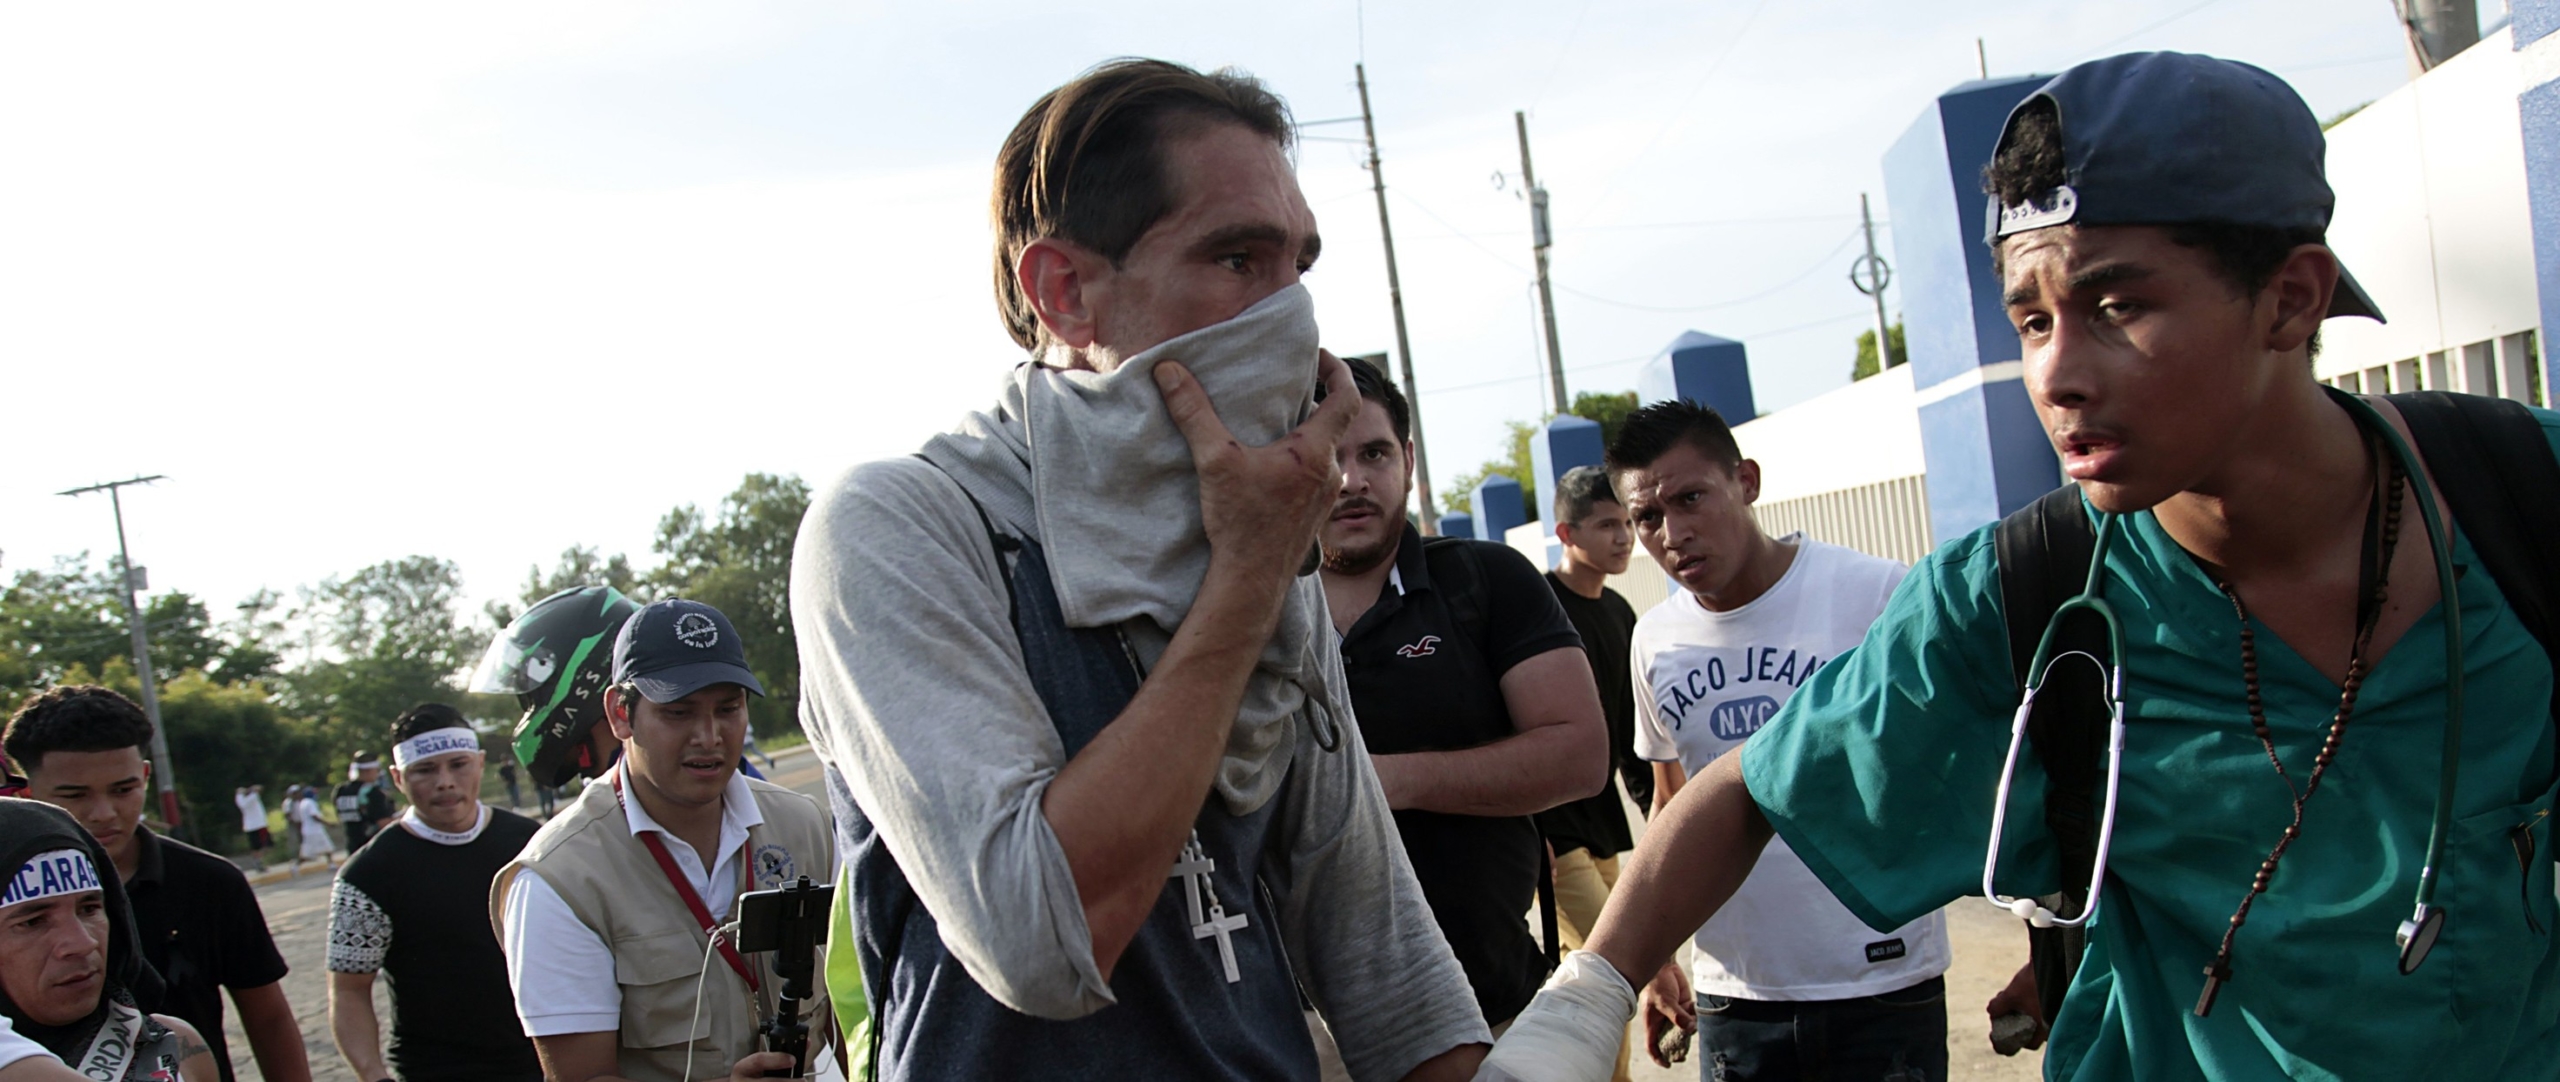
[1980,390,2465,978]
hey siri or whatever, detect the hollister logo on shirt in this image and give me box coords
[1865,938,1906,963]
[1395,635,1441,658]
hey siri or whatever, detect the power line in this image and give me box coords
[2076,0,2232,62]
[1568,0,1780,228]
[1417,309,1871,398]
[1389,189,1874,314]
[1551,224,1865,313]
[1399,212,1866,242]
[1530,0,1598,110]
[1424,352,1653,397]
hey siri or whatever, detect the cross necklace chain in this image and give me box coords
[2193,426,2407,1018]
[1169,831,1248,984]
[1118,630,1249,984]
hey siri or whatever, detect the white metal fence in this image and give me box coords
[1752,474,1935,567]
[2323,330,2543,405]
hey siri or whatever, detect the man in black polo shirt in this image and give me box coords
[1317,356,1608,1035]
[4,685,312,1082]
[328,703,543,1082]
[335,752,398,852]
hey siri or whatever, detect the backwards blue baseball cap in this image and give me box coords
[611,599,766,703]
[1986,51,2384,322]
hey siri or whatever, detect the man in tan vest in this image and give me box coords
[491,599,832,1082]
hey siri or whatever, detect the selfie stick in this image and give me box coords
[760,876,828,1078]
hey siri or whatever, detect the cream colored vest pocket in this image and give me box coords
[613,927,734,1053]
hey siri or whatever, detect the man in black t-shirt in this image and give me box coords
[334,754,398,852]
[327,703,542,1082]
[1316,356,1608,1040]
[4,685,312,1082]
[1534,465,1644,1082]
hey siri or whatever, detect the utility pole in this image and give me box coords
[1516,111,1568,414]
[1976,38,1989,79]
[1850,194,1897,374]
[59,475,183,835]
[1356,63,1439,531]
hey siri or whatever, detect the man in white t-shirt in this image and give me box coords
[233,786,270,866]
[1609,399,1949,1079]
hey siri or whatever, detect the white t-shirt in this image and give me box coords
[1632,536,1950,1001]
[0,1012,53,1070]
[235,790,267,833]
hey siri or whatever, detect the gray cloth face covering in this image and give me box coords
[920,283,1336,815]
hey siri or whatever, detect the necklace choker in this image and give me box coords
[400,804,490,846]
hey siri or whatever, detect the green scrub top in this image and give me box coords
[1742,414,2560,1082]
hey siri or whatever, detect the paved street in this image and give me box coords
[225,745,2037,1081]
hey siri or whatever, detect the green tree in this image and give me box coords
[1440,420,1538,520]
[1568,390,1641,451]
[1851,320,1908,381]
[648,474,811,739]
[0,554,129,703]
[212,589,289,687]
[1438,392,1636,521]
[483,546,646,630]
[280,556,476,750]
[0,557,271,707]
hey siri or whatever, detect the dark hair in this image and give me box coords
[5,685,154,774]
[1553,465,1619,526]
[1339,352,1411,443]
[388,702,473,746]
[991,58,1295,351]
[1985,98,2326,358]
[1606,399,1743,475]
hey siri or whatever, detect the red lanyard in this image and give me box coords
[612,773,759,993]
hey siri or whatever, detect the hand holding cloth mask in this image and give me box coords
[922,283,1337,814]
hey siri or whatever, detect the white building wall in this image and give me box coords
[1516,366,1936,571]
[2319,27,2544,403]
[1730,363,1925,504]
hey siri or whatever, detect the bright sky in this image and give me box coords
[3,1,2430,625]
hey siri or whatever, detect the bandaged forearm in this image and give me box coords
[1471,951,1636,1082]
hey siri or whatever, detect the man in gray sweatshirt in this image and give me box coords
[791,58,1490,1081]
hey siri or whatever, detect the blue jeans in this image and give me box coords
[1694,975,1946,1082]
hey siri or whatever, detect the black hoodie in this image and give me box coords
[0,798,165,1059]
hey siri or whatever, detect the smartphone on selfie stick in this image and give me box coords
[736,876,834,1079]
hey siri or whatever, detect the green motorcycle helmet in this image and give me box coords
[469,585,641,788]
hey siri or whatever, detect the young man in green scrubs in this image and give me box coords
[1481,51,2559,1081]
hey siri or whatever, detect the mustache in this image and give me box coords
[1332,497,1384,518]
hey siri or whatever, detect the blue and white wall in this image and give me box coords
[2319,26,2548,403]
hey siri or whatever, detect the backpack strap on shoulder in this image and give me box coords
[1993,484,2106,1025]
[2385,391,2560,724]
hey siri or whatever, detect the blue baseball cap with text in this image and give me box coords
[1986,51,2384,322]
[610,599,766,703]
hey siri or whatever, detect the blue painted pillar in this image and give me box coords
[2519,0,2560,397]
[1530,416,1606,523]
[1437,511,1475,539]
[1520,416,1607,569]
[1470,476,1527,542]
[1638,331,1757,421]
[1883,75,2062,546]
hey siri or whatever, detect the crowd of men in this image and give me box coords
[2,44,2556,1082]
